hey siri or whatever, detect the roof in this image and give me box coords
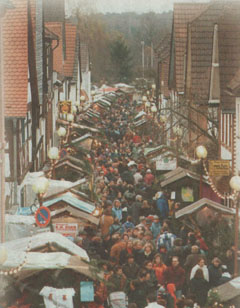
[175,197,234,219]
[71,133,93,144]
[45,22,64,75]
[1,232,89,260]
[160,166,208,187]
[51,206,99,225]
[215,277,240,302]
[218,2,240,112]
[173,2,208,93]
[57,118,100,133]
[46,22,78,78]
[189,2,223,103]
[43,192,95,214]
[2,0,28,117]
[1,253,95,280]
[64,22,77,77]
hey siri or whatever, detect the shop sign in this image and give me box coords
[59,100,72,114]
[209,160,230,176]
[156,157,177,170]
[53,223,78,238]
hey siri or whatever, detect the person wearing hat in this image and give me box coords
[144,169,155,186]
[150,216,162,240]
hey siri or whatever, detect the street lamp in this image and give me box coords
[230,175,240,277]
[32,177,49,207]
[196,145,207,199]
[57,126,67,147]
[48,147,59,179]
[145,101,151,113]
[80,95,86,107]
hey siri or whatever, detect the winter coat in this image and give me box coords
[112,206,123,221]
[157,232,176,252]
[150,222,162,239]
[108,273,127,293]
[110,241,127,263]
[156,197,169,219]
[122,262,140,280]
[131,201,142,225]
[189,277,209,306]
[190,264,209,281]
[144,173,155,186]
[208,264,222,287]
[153,264,167,285]
[99,214,114,236]
[163,265,185,290]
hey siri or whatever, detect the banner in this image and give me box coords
[53,223,78,238]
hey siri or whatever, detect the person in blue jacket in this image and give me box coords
[155,191,169,221]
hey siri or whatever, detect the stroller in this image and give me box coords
[107,291,128,308]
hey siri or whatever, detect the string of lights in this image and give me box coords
[0,231,33,276]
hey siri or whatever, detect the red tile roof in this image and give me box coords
[173,3,208,93]
[64,23,77,77]
[46,22,77,78]
[45,22,64,75]
[2,0,28,117]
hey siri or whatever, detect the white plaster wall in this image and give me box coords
[221,145,232,161]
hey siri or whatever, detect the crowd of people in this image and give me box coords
[74,93,235,308]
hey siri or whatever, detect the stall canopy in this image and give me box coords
[175,198,234,219]
[160,167,208,187]
[1,253,95,281]
[214,277,240,302]
[1,232,89,261]
[43,191,95,214]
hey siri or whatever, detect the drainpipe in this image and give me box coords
[13,118,18,205]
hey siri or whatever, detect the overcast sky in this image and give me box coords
[94,0,210,14]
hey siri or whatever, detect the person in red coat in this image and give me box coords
[163,256,185,299]
[144,169,155,186]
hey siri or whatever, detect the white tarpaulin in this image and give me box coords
[1,232,89,261]
[3,252,71,269]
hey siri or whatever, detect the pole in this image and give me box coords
[199,160,203,199]
[141,41,145,79]
[234,197,239,277]
[0,20,5,242]
[156,59,160,112]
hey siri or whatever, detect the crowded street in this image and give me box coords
[1,0,240,307]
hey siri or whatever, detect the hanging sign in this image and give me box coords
[35,206,51,227]
[59,100,72,114]
[209,160,230,177]
[53,223,78,238]
[156,157,177,170]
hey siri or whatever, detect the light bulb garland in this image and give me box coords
[202,160,237,200]
[0,230,33,276]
